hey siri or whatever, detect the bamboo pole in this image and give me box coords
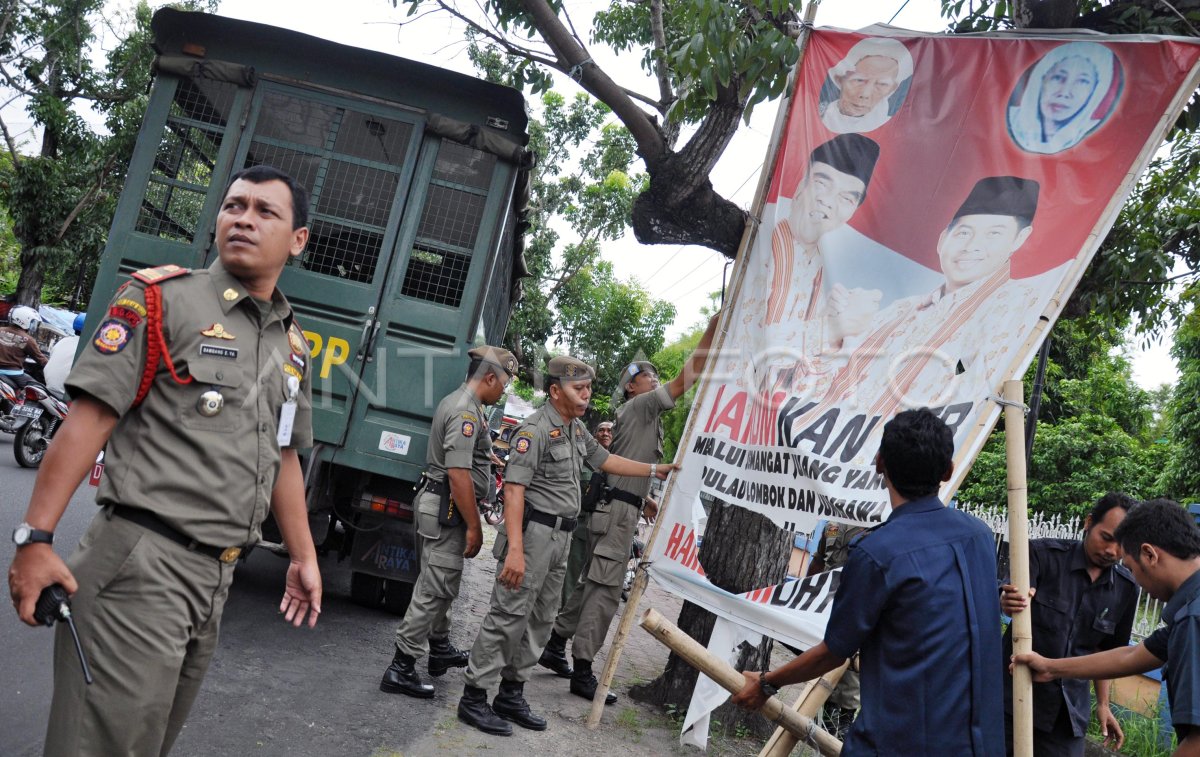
[1004,379,1033,757]
[584,0,824,729]
[759,660,849,757]
[640,608,842,756]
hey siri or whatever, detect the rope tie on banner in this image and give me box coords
[568,57,593,81]
[991,395,1029,414]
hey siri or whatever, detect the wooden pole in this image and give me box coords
[584,0,824,728]
[640,608,842,756]
[759,660,849,757]
[1004,379,1034,757]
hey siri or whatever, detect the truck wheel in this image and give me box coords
[349,571,384,608]
[383,580,413,615]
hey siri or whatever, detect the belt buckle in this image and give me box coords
[219,547,242,563]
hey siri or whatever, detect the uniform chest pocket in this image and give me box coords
[546,441,574,480]
[179,360,245,433]
[1092,616,1116,635]
[1032,591,1069,628]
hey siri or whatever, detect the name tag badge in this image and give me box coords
[277,375,300,447]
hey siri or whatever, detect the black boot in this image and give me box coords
[492,679,547,731]
[569,659,617,705]
[380,648,435,699]
[457,685,513,736]
[538,630,573,678]
[428,636,469,677]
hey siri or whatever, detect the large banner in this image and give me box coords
[650,26,1200,649]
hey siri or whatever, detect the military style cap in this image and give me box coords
[547,355,595,382]
[625,361,658,380]
[953,176,1040,225]
[809,134,880,197]
[468,345,519,379]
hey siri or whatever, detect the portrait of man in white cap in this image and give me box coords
[819,37,914,134]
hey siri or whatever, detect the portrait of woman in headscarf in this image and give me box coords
[1007,41,1122,154]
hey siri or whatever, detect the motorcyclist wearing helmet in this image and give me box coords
[43,313,86,396]
[0,305,48,390]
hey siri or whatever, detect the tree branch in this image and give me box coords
[517,0,666,164]
[55,152,119,243]
[423,0,559,69]
[0,112,23,170]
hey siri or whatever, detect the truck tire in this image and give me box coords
[350,571,384,608]
[382,580,413,616]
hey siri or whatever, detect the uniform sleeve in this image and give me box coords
[65,284,150,415]
[648,384,676,415]
[1143,626,1170,662]
[287,341,314,449]
[823,547,888,659]
[1168,614,1200,731]
[504,424,542,487]
[444,405,480,470]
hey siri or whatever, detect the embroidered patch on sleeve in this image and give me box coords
[461,420,475,437]
[515,437,531,454]
[93,319,131,354]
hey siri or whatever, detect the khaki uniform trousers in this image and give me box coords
[463,520,571,689]
[552,498,639,662]
[46,509,234,757]
[560,512,591,607]
[394,491,465,657]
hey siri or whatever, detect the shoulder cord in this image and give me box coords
[133,283,192,407]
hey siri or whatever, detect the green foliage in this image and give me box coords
[958,325,1166,518]
[0,1,213,307]
[1159,287,1200,502]
[1086,699,1174,757]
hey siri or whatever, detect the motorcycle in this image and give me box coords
[478,448,507,526]
[0,376,39,435]
[12,381,68,468]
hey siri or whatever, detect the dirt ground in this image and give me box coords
[389,524,791,757]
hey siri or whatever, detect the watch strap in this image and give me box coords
[14,523,53,546]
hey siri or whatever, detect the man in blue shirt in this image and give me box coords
[1016,499,1200,756]
[732,408,1004,755]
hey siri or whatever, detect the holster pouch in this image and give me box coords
[522,502,532,532]
[580,473,607,513]
[436,485,462,527]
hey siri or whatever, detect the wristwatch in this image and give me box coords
[12,522,53,547]
[758,671,779,698]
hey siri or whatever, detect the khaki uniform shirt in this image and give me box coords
[606,385,674,498]
[67,259,313,547]
[426,383,493,499]
[505,403,609,517]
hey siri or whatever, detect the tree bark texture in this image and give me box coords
[630,497,792,738]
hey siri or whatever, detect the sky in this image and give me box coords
[1,0,1180,387]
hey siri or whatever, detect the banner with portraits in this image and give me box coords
[649,26,1200,649]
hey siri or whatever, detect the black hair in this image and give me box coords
[226,165,309,230]
[1088,492,1135,528]
[466,358,503,382]
[1115,498,1200,561]
[878,408,953,500]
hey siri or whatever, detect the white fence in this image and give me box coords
[958,503,1164,642]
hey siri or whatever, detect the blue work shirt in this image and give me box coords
[1144,568,1200,741]
[824,495,1005,756]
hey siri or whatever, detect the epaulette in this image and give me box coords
[131,264,191,285]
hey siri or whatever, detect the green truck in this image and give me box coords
[85,9,531,612]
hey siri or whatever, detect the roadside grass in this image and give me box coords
[1087,701,1174,756]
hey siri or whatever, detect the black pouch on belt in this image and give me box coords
[580,472,607,513]
[436,483,463,527]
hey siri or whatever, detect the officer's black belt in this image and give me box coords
[421,476,448,496]
[109,504,243,563]
[605,487,643,508]
[526,508,577,532]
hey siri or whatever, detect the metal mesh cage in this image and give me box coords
[400,246,472,306]
[136,78,237,241]
[400,139,496,307]
[242,92,413,284]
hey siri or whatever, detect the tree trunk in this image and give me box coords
[631,154,747,257]
[16,249,46,308]
[630,496,792,738]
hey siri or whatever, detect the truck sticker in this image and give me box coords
[379,431,411,455]
[302,330,351,379]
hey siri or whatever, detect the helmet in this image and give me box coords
[72,313,86,335]
[9,305,40,332]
